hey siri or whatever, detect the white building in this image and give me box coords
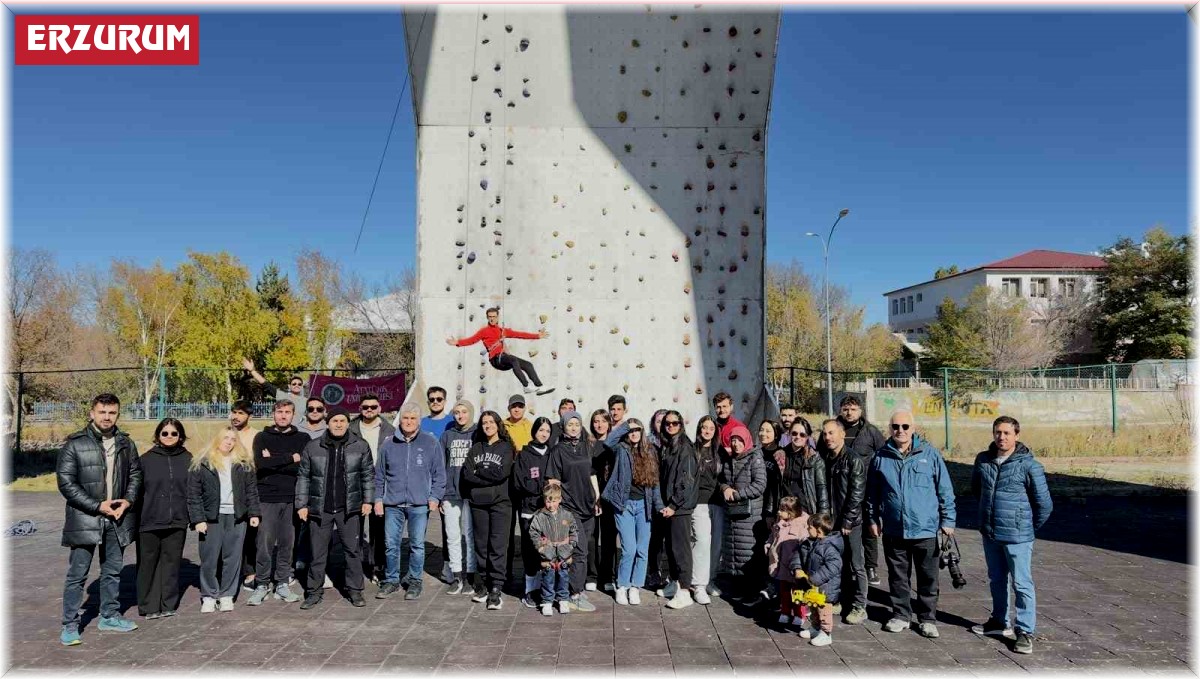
[883,249,1107,343]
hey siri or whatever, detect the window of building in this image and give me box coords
[907,295,914,312]
[916,293,923,302]
[1030,278,1049,298]
[1060,277,1077,297]
[892,299,899,315]
[1001,277,1021,297]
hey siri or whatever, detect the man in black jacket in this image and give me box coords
[821,418,869,624]
[247,401,309,606]
[659,411,699,610]
[818,395,886,586]
[296,406,375,609]
[56,393,143,645]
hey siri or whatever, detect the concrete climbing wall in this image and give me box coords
[405,5,780,418]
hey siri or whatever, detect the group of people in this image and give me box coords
[55,383,1053,657]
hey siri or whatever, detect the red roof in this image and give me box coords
[979,249,1107,270]
[883,249,1106,296]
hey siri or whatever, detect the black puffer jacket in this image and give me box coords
[760,444,783,515]
[719,451,767,575]
[296,432,375,514]
[824,447,866,530]
[781,446,830,517]
[659,432,698,516]
[187,458,261,524]
[139,444,192,531]
[56,425,142,548]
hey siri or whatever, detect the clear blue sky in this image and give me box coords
[11,10,1189,326]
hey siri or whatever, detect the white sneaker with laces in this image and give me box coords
[585,582,597,591]
[541,603,554,616]
[323,575,334,589]
[523,386,537,395]
[200,597,216,614]
[628,588,642,606]
[810,631,832,647]
[557,600,570,614]
[666,588,693,610]
[218,597,234,612]
[615,587,629,606]
[693,588,711,605]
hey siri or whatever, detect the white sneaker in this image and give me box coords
[557,600,570,614]
[323,575,334,589]
[523,386,537,395]
[200,597,216,614]
[628,588,642,606]
[218,596,234,612]
[585,582,597,591]
[693,588,711,605]
[778,613,792,625]
[809,631,832,647]
[541,603,554,616]
[615,587,629,606]
[666,588,693,610]
[799,628,812,639]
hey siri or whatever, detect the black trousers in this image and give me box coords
[241,523,257,581]
[255,501,295,585]
[882,535,940,623]
[842,523,867,609]
[490,353,542,388]
[471,500,512,588]
[362,512,386,579]
[588,508,617,586]
[137,528,186,615]
[861,503,878,568]
[666,513,694,586]
[307,509,363,594]
[518,515,541,583]
[570,514,595,595]
[647,514,669,585]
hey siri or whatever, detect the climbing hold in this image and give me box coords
[579,183,584,192]
[520,38,530,51]
[457,303,465,309]
[753,206,762,215]
[671,14,678,19]
[719,205,726,215]
[753,27,761,34]
[683,284,692,294]
[480,179,488,190]
[455,239,465,247]
[684,358,692,368]
[717,228,727,237]
[702,62,711,73]
[467,252,477,264]
[494,63,501,72]
[753,131,762,142]
[729,26,738,37]
[714,112,721,122]
[684,183,693,191]
[482,38,490,45]
[551,351,558,360]
[731,183,739,191]
[707,182,715,192]
[695,386,703,395]
[619,64,627,74]
[617,111,628,123]
[565,240,575,248]
[729,370,739,381]
[470,74,478,82]
[539,314,548,323]
[553,195,559,203]
[623,383,630,393]
[505,24,512,32]
[737,113,745,121]
[703,26,711,33]
[671,251,680,262]
[683,335,691,346]
[755,51,763,59]
[507,101,516,109]
[624,144,632,153]
[589,314,596,322]
[468,130,475,137]
[727,87,735,97]
[631,39,640,47]
[728,62,736,72]
[484,111,492,123]
[706,156,715,169]
[623,337,631,346]
[682,40,689,48]
[706,314,713,323]
[577,338,584,348]
[730,263,738,273]
[730,159,738,168]
[641,89,652,97]
[523,88,530,98]
[552,230,559,237]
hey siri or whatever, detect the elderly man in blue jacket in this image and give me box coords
[969,415,1052,655]
[373,402,446,600]
[867,410,956,639]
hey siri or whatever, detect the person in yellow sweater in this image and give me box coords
[504,394,533,453]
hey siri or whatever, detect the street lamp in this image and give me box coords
[805,208,850,416]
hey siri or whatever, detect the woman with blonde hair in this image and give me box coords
[187,426,260,613]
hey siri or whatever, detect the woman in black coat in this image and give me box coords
[137,418,192,619]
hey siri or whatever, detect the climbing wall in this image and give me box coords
[405,5,780,418]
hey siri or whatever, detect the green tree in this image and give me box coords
[933,265,960,280]
[250,263,307,388]
[1093,226,1193,361]
[174,252,276,402]
[926,286,1068,371]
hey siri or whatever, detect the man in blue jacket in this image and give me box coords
[373,403,446,600]
[969,415,1052,655]
[867,410,956,639]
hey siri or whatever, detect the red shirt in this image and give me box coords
[456,325,540,359]
[719,416,749,451]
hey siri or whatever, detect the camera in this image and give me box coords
[939,533,967,589]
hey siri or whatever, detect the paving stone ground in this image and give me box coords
[4,491,1193,675]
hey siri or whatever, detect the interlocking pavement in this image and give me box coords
[4,491,1192,675]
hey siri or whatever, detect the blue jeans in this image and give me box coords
[539,564,570,603]
[982,536,1037,633]
[613,497,652,588]
[384,505,428,585]
[62,521,124,628]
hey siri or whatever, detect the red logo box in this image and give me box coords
[15,15,199,66]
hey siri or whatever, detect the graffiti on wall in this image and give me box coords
[880,391,1000,420]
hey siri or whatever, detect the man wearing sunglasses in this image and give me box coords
[298,398,329,440]
[243,358,307,427]
[866,411,956,640]
[420,387,451,437]
[350,394,395,584]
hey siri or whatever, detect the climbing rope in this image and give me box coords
[5,520,36,537]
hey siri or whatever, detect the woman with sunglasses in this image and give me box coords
[782,417,830,518]
[658,411,700,610]
[136,418,192,619]
[600,418,663,606]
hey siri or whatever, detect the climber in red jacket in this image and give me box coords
[447,307,555,396]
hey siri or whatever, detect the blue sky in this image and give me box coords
[11,10,1189,326]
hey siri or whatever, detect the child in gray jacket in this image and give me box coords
[528,485,579,616]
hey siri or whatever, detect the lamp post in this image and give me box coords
[805,208,850,416]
